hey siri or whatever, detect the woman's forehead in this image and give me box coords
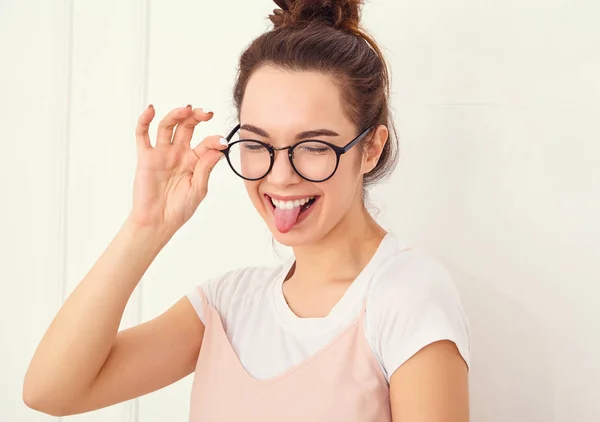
[240,66,349,130]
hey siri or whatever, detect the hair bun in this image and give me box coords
[270,0,363,32]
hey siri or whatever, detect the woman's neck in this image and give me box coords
[290,201,387,285]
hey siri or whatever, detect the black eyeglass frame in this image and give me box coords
[221,124,375,182]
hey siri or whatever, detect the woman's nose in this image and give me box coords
[266,148,301,186]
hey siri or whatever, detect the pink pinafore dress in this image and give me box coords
[189,288,392,421]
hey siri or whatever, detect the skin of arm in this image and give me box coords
[22,220,205,416]
[389,340,470,422]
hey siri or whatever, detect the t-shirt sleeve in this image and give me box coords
[367,256,471,381]
[185,273,226,325]
[185,285,208,324]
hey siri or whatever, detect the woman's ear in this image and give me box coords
[361,125,388,174]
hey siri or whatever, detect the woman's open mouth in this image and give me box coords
[264,194,320,233]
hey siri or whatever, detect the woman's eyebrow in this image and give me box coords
[240,124,340,140]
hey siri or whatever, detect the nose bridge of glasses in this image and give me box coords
[271,144,293,165]
[270,144,294,166]
[272,145,293,152]
[267,143,297,178]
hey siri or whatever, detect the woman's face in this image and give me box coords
[238,66,383,247]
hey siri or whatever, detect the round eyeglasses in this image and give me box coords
[221,124,374,182]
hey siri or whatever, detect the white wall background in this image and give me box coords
[1,0,599,421]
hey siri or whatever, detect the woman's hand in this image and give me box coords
[129,105,227,234]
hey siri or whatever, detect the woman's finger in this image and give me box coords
[191,134,228,159]
[172,108,214,145]
[191,135,229,201]
[135,105,155,149]
[156,106,192,145]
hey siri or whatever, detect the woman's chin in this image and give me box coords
[270,228,304,247]
[268,224,319,247]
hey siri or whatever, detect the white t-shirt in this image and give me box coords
[186,233,470,382]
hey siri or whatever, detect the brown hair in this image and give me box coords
[233,0,398,189]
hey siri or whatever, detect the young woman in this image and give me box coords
[23,1,470,420]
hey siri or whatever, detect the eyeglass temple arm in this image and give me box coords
[220,124,241,154]
[225,124,241,141]
[341,126,375,153]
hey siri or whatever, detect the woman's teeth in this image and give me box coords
[270,196,315,210]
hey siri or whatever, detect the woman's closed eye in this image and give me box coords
[296,143,332,155]
[241,142,267,152]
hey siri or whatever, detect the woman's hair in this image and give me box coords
[232,0,398,189]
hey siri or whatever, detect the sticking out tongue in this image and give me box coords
[274,206,302,233]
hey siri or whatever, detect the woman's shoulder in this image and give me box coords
[365,239,471,377]
[186,261,290,323]
[371,238,462,303]
[365,239,469,338]
[189,261,288,304]
[215,262,287,282]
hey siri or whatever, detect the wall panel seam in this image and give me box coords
[56,0,74,420]
[130,0,150,421]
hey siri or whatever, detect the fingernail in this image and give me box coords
[201,108,213,114]
[148,104,154,109]
[186,104,192,109]
[219,137,228,146]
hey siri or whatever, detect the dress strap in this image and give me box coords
[196,286,210,324]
